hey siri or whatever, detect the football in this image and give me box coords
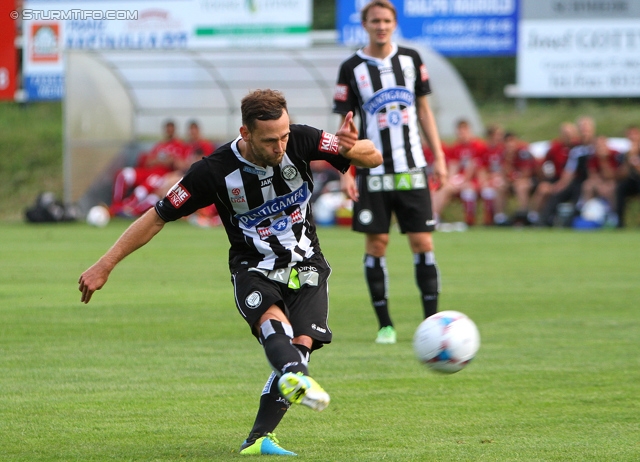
[413,310,480,373]
[86,205,111,228]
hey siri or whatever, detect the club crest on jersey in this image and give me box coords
[245,291,262,309]
[166,182,191,209]
[403,66,416,80]
[334,84,348,102]
[318,132,339,155]
[281,165,298,180]
[235,182,309,228]
[256,208,303,239]
[363,87,414,115]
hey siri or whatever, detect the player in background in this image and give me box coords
[78,89,382,456]
[500,132,536,225]
[156,121,221,227]
[433,119,486,226]
[615,124,640,228]
[109,120,188,217]
[476,124,508,226]
[580,135,620,211]
[528,121,579,225]
[112,120,217,219]
[333,0,447,345]
[540,116,596,227]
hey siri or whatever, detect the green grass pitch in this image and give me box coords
[1,220,639,461]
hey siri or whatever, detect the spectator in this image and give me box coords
[156,121,220,227]
[580,135,620,212]
[501,132,536,225]
[540,116,596,227]
[528,122,579,225]
[185,120,215,163]
[433,119,486,225]
[477,124,508,225]
[615,124,640,228]
[110,120,188,217]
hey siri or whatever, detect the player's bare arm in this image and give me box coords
[416,95,447,186]
[78,208,166,304]
[336,111,382,168]
[340,168,358,202]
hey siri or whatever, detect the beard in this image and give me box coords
[248,140,284,167]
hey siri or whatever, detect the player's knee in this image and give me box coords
[259,319,293,343]
[119,167,136,185]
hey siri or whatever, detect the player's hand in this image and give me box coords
[78,260,111,304]
[432,154,448,189]
[341,169,359,202]
[337,112,358,155]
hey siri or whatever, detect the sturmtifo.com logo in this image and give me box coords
[14,9,139,21]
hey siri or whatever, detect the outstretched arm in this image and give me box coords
[78,208,166,303]
[416,95,448,187]
[336,112,382,168]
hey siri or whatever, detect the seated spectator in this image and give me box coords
[477,124,508,225]
[580,135,620,213]
[433,119,487,225]
[501,132,536,225]
[110,120,188,217]
[154,120,216,198]
[528,122,579,224]
[185,120,215,164]
[540,116,596,227]
[615,124,640,228]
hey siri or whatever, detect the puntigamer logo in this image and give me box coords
[235,183,309,228]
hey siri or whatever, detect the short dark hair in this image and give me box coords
[456,119,469,129]
[241,89,288,131]
[361,0,397,23]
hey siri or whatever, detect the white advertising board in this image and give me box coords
[22,0,312,100]
[517,1,640,97]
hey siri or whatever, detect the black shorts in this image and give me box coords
[352,168,436,234]
[231,253,333,349]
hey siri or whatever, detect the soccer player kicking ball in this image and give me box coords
[78,89,382,456]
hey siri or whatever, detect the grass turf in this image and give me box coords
[0,220,639,461]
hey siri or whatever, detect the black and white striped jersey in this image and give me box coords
[155,124,351,272]
[333,43,432,175]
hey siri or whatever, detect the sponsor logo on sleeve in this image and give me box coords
[166,182,191,208]
[420,64,429,81]
[318,132,339,155]
[334,84,348,102]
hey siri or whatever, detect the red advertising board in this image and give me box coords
[0,0,17,100]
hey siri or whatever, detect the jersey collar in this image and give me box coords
[357,42,398,65]
[231,136,270,175]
